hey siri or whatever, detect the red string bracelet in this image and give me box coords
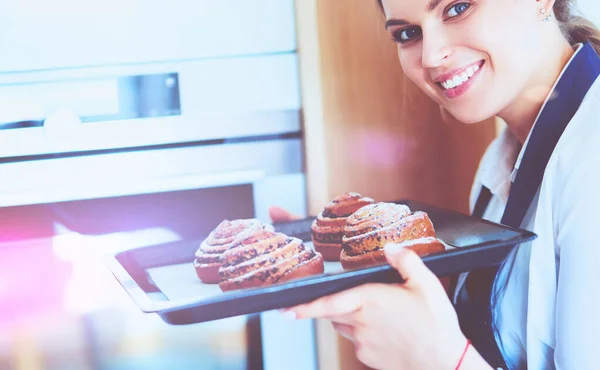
[455,339,471,370]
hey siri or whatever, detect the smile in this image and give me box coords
[434,60,485,99]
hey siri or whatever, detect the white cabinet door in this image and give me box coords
[0,0,297,72]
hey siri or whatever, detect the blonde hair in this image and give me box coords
[375,0,600,54]
[554,0,600,54]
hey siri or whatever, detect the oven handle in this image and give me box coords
[0,169,266,207]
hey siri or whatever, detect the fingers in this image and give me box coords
[279,307,359,325]
[322,313,359,325]
[384,244,440,291]
[332,322,355,342]
[286,288,365,319]
[268,206,301,223]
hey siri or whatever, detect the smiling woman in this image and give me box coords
[378,0,600,129]
[285,0,600,369]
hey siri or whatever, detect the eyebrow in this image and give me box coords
[384,0,445,29]
[426,0,444,12]
[384,19,409,29]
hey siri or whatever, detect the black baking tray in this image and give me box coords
[106,199,536,325]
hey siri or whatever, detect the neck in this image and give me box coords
[497,37,575,145]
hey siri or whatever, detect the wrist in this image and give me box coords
[429,332,469,370]
[454,338,471,370]
[454,339,495,370]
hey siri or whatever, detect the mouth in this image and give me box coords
[434,60,485,99]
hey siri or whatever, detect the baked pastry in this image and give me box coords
[340,202,444,270]
[219,229,324,292]
[311,192,375,261]
[194,219,264,284]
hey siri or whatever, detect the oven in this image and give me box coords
[0,1,318,369]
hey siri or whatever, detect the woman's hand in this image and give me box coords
[283,244,475,370]
[268,206,300,223]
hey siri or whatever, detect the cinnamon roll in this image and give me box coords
[340,203,444,270]
[311,192,375,261]
[194,219,264,283]
[219,229,324,292]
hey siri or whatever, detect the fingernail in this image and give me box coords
[384,243,405,254]
[280,310,297,320]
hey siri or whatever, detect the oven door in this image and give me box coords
[0,1,313,367]
[0,138,317,370]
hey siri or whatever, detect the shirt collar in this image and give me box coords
[479,43,586,201]
[479,127,520,202]
[513,43,585,173]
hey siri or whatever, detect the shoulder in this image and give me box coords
[548,76,600,242]
[549,76,600,185]
[557,75,600,150]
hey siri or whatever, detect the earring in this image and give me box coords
[540,8,552,22]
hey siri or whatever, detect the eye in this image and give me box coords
[392,26,422,44]
[446,2,471,18]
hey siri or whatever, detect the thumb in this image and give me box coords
[268,206,300,223]
[384,243,438,290]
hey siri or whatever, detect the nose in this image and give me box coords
[421,32,453,68]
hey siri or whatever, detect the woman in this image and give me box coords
[274,0,600,369]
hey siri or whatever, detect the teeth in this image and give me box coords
[439,63,481,90]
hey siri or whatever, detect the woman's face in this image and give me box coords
[381,0,548,123]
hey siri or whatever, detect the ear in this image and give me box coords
[536,0,557,19]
